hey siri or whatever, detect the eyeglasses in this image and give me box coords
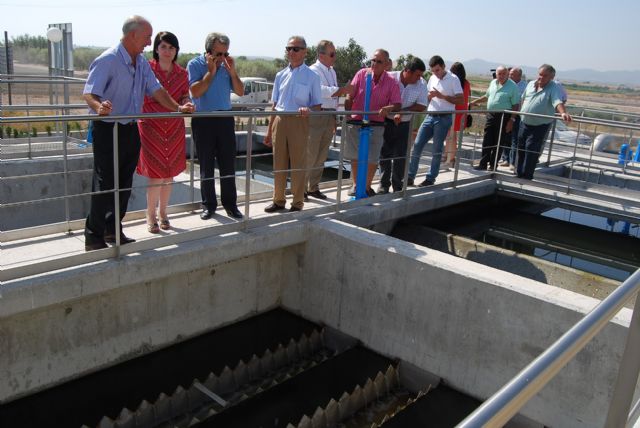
[214,52,230,57]
[370,59,386,65]
[285,46,305,52]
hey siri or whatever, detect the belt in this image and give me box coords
[321,108,337,111]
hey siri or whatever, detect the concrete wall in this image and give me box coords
[0,222,306,402]
[283,219,635,428]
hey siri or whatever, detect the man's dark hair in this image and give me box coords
[405,57,426,73]
[428,55,445,68]
[152,31,180,62]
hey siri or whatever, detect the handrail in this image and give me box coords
[457,268,640,427]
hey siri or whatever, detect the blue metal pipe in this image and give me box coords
[355,72,372,199]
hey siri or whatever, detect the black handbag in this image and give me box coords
[465,104,473,128]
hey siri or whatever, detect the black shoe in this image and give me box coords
[418,179,435,187]
[473,164,487,171]
[306,189,327,200]
[407,177,415,186]
[366,188,376,197]
[85,239,108,252]
[264,203,286,213]
[304,192,309,202]
[289,206,302,212]
[200,208,214,220]
[104,233,136,245]
[377,186,389,194]
[224,207,243,219]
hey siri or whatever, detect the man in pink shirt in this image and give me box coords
[344,49,401,196]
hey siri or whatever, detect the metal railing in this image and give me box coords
[457,268,640,428]
[2,108,639,263]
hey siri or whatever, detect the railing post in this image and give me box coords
[494,112,505,171]
[401,114,415,199]
[62,113,71,232]
[335,114,347,213]
[189,120,196,206]
[545,120,557,167]
[452,110,466,188]
[604,291,640,428]
[244,114,254,223]
[26,81,32,159]
[565,119,583,195]
[113,122,121,257]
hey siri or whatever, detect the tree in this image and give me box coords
[333,38,367,86]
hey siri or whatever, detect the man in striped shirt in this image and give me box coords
[344,49,401,196]
[379,57,428,193]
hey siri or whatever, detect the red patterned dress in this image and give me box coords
[137,60,189,178]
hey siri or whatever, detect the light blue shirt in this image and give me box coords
[485,78,521,111]
[520,80,565,126]
[83,43,161,124]
[271,63,322,111]
[187,54,232,111]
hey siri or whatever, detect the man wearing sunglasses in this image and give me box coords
[344,49,401,196]
[264,36,322,213]
[188,32,244,220]
[306,40,353,201]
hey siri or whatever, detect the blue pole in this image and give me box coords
[355,72,372,199]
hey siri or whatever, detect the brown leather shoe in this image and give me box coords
[289,206,302,212]
[264,203,286,213]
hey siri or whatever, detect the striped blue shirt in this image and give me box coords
[83,43,161,124]
[271,63,322,111]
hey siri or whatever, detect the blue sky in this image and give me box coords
[1,0,638,72]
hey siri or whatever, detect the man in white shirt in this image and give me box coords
[378,57,428,193]
[306,40,352,200]
[407,55,464,186]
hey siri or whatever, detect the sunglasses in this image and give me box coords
[285,46,305,52]
[214,52,230,57]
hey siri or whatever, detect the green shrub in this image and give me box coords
[31,127,38,137]
[6,126,12,137]
[13,129,19,138]
[46,125,52,136]
[0,127,3,138]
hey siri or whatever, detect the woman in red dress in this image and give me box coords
[137,31,190,233]
[444,61,471,167]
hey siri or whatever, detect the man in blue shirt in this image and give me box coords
[83,15,194,251]
[470,65,520,170]
[516,64,571,179]
[188,32,244,220]
[263,36,321,212]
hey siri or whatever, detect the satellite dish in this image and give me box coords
[47,27,63,43]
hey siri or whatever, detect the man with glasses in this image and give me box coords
[188,32,244,220]
[264,36,322,212]
[306,40,352,201]
[378,57,428,194]
[344,49,401,196]
[407,55,463,187]
[516,64,571,180]
[83,15,194,251]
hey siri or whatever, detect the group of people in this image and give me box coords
[82,15,572,251]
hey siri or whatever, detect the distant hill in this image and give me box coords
[462,58,640,87]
